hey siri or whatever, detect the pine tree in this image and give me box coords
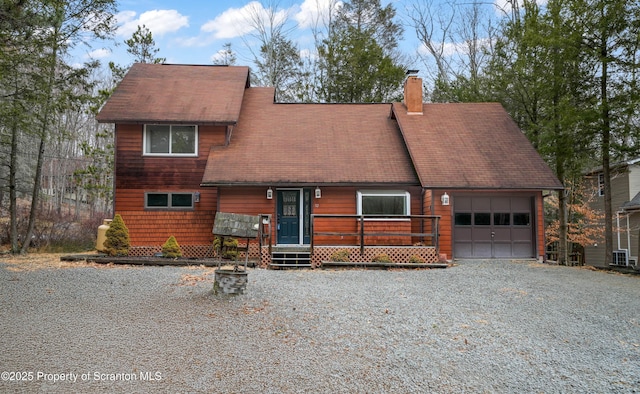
[316,0,406,103]
[162,236,182,258]
[104,214,130,257]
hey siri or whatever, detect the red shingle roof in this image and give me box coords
[96,63,249,124]
[392,102,563,189]
[201,88,420,186]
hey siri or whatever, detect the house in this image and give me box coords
[584,158,640,267]
[96,63,562,266]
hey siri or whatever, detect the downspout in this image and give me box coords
[627,213,632,257]
[616,210,623,251]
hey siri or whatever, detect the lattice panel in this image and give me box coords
[128,245,438,266]
[129,242,263,259]
[260,246,271,268]
[311,246,439,266]
[129,245,214,258]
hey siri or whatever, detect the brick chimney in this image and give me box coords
[403,75,423,115]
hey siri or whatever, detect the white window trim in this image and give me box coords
[356,190,411,220]
[143,124,198,157]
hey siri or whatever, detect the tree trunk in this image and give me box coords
[20,10,60,254]
[600,30,613,266]
[20,136,47,254]
[9,121,19,253]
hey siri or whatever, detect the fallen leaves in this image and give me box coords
[178,271,215,286]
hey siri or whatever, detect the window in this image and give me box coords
[494,213,511,226]
[513,213,531,226]
[357,191,410,217]
[144,125,197,156]
[454,213,472,226]
[145,192,194,209]
[598,173,604,196]
[474,213,491,226]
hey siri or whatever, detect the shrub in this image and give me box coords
[213,236,239,260]
[372,253,393,263]
[103,214,130,257]
[408,254,426,264]
[162,236,182,258]
[329,249,350,262]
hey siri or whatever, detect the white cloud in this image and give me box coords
[85,48,111,59]
[116,9,189,38]
[294,0,341,29]
[201,1,289,39]
[174,35,212,48]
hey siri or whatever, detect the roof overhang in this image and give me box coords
[103,119,237,126]
[200,182,422,188]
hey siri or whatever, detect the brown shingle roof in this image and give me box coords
[96,63,249,124]
[392,102,563,189]
[201,88,419,186]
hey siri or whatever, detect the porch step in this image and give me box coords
[269,249,311,269]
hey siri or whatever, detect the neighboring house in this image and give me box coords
[96,63,562,266]
[584,158,640,268]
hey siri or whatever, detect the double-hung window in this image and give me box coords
[357,191,410,218]
[144,125,197,156]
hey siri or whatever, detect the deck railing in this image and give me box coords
[310,214,440,255]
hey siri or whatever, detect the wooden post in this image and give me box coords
[359,215,365,256]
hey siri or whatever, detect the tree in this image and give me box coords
[570,0,640,265]
[103,213,130,256]
[545,180,605,262]
[241,1,306,102]
[316,0,406,103]
[407,0,455,95]
[213,43,237,65]
[125,24,166,64]
[73,24,165,224]
[406,0,496,102]
[0,0,41,252]
[480,0,594,264]
[0,0,117,254]
[472,0,639,264]
[162,235,182,258]
[255,31,305,102]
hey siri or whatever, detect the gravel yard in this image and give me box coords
[1,257,639,393]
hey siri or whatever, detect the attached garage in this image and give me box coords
[453,194,536,258]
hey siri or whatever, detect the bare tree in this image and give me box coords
[407,0,455,86]
[241,1,305,102]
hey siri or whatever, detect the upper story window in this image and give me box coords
[357,191,410,217]
[144,125,198,156]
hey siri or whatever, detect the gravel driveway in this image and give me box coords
[1,259,639,393]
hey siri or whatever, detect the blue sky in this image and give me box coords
[74,0,534,71]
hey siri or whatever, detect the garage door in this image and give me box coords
[453,195,534,258]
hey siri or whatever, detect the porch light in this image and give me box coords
[441,192,450,206]
[194,191,200,203]
[266,187,273,199]
[315,187,321,199]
